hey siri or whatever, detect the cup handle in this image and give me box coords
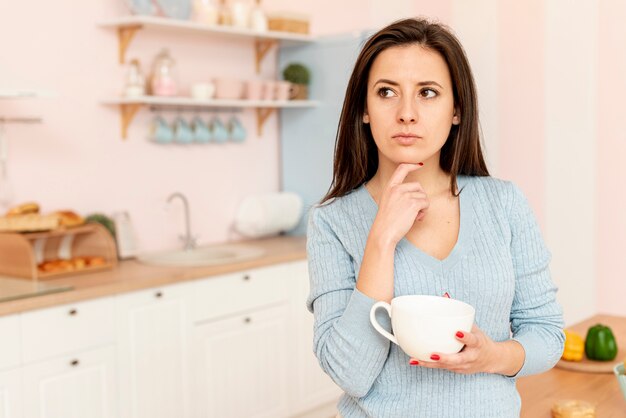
[370,301,397,344]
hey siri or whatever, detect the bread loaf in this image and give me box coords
[0,213,60,232]
[551,400,596,418]
[53,211,84,227]
[5,202,40,217]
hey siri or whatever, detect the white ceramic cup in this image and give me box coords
[370,295,475,361]
[190,82,215,100]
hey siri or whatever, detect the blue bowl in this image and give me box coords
[614,363,626,400]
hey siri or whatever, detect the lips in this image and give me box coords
[392,134,421,145]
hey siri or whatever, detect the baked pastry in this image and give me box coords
[0,213,60,232]
[551,400,596,418]
[53,211,85,228]
[6,202,40,217]
[72,257,87,269]
[87,256,106,267]
[37,259,74,273]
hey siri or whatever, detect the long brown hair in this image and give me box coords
[321,17,489,204]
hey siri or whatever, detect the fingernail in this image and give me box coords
[430,354,440,361]
[418,162,424,166]
[456,331,464,338]
[409,360,419,365]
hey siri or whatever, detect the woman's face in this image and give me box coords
[364,44,459,167]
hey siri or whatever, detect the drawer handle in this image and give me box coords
[68,309,78,316]
[244,317,251,324]
[155,291,163,298]
[243,275,250,281]
[70,359,79,367]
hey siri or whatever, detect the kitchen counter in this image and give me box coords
[518,314,626,417]
[0,235,306,316]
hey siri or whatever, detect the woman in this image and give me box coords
[306,17,564,418]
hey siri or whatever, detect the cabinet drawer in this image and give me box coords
[21,297,116,364]
[0,314,21,370]
[21,344,117,418]
[192,264,290,322]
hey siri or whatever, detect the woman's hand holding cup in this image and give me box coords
[371,162,429,247]
[409,324,501,375]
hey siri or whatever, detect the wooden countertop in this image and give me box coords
[518,314,626,417]
[0,235,306,316]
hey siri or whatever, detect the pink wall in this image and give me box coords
[0,1,367,253]
[1,1,623,315]
[597,0,626,315]
[497,0,546,228]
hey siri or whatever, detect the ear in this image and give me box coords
[363,110,370,124]
[452,108,460,125]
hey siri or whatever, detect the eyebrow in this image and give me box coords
[373,79,443,89]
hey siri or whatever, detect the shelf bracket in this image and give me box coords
[120,104,142,139]
[118,25,142,64]
[254,39,278,74]
[256,108,275,136]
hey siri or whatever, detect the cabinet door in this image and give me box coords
[21,345,116,418]
[0,315,20,370]
[0,368,22,418]
[116,282,192,418]
[192,304,289,418]
[288,261,341,415]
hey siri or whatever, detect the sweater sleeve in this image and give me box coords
[305,205,391,398]
[507,182,565,378]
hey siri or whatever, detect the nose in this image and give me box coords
[397,98,418,124]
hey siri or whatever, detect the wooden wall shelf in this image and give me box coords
[98,15,315,67]
[101,96,320,139]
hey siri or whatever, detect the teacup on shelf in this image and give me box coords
[190,82,216,100]
[214,78,244,99]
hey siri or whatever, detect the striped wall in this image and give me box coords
[412,1,617,323]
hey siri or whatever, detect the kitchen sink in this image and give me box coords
[136,243,266,267]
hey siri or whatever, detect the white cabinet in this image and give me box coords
[0,258,339,418]
[191,264,290,322]
[0,315,20,371]
[21,345,116,418]
[192,304,290,418]
[288,260,341,416]
[20,297,116,364]
[115,282,193,418]
[0,368,22,418]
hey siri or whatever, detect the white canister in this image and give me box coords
[249,0,268,32]
[112,211,139,259]
[192,0,219,25]
[230,0,251,28]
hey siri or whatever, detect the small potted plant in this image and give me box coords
[282,63,310,100]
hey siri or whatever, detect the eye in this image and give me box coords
[420,88,438,99]
[377,87,396,98]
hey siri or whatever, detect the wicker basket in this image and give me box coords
[268,13,310,34]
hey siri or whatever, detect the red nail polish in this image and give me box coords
[409,360,419,365]
[418,162,424,166]
[430,354,440,361]
[456,331,464,338]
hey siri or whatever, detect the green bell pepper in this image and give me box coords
[584,324,618,361]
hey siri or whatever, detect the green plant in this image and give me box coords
[282,63,311,85]
[85,213,116,239]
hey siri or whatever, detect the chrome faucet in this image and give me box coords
[167,192,197,250]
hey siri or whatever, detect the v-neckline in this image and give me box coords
[360,175,475,274]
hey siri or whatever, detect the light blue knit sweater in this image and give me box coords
[306,175,565,418]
